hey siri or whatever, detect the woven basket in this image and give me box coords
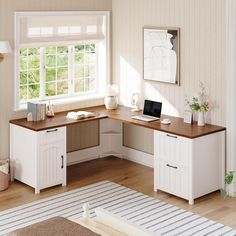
[0,160,9,191]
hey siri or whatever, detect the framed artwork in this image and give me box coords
[143,27,180,85]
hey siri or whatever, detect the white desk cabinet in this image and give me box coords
[10,124,67,194]
[154,131,225,204]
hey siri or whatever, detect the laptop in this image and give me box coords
[132,100,162,122]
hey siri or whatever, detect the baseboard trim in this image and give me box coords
[67,146,100,166]
[66,146,154,168]
[122,146,154,168]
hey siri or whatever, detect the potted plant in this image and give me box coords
[221,171,236,199]
[186,83,209,126]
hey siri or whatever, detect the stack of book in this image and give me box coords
[27,102,46,121]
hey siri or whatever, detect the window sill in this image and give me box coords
[15,93,105,112]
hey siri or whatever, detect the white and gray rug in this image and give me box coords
[0,181,235,236]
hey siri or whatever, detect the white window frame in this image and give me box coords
[14,11,110,111]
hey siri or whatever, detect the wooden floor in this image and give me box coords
[1,156,236,228]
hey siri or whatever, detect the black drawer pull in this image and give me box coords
[166,164,178,169]
[47,129,58,133]
[61,155,64,169]
[166,134,177,139]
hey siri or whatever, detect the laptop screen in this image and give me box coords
[143,100,162,118]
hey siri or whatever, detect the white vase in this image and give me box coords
[104,96,118,110]
[198,112,205,126]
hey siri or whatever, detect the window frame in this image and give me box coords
[14,11,110,111]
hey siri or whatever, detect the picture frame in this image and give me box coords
[184,111,193,124]
[143,27,180,85]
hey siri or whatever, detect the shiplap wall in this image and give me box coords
[112,0,226,126]
[0,0,112,159]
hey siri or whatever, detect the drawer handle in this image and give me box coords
[61,155,64,169]
[47,129,58,133]
[166,134,177,139]
[166,164,178,169]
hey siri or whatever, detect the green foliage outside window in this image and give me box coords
[19,43,97,102]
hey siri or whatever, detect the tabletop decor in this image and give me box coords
[186,82,209,126]
[104,85,119,110]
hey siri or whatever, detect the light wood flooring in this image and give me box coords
[0,156,236,228]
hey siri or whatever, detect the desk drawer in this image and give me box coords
[154,131,192,167]
[38,127,66,145]
[155,160,189,199]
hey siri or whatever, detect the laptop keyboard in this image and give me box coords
[131,114,160,122]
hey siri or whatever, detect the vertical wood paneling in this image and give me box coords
[112,0,226,126]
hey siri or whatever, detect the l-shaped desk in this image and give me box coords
[10,105,226,204]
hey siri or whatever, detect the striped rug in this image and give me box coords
[0,181,235,236]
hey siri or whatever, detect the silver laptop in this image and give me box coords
[132,100,162,122]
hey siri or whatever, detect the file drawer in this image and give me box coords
[154,131,191,167]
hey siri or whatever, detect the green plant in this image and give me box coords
[220,171,236,199]
[186,82,209,113]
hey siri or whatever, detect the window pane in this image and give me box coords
[20,57,28,71]
[89,65,95,77]
[75,53,84,64]
[75,45,84,53]
[57,46,68,54]
[28,48,39,56]
[28,84,40,99]
[57,68,68,81]
[84,53,96,64]
[45,46,56,54]
[46,55,56,67]
[85,44,95,52]
[73,43,97,94]
[75,65,84,78]
[28,70,40,84]
[84,78,89,91]
[20,86,28,100]
[57,81,68,95]
[19,47,40,102]
[20,72,27,85]
[57,55,68,67]
[74,79,84,93]
[88,78,96,90]
[45,82,56,96]
[28,56,40,69]
[20,49,27,57]
[84,65,89,77]
[46,68,56,82]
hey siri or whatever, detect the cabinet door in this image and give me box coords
[38,140,66,189]
[156,160,189,199]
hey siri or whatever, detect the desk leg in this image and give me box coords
[35,188,40,194]
[188,199,194,205]
[62,180,67,187]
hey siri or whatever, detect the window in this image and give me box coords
[15,12,110,110]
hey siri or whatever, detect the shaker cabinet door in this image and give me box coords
[38,140,66,189]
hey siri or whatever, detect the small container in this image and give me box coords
[0,160,9,191]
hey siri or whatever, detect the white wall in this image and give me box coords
[0,0,112,159]
[112,0,226,125]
